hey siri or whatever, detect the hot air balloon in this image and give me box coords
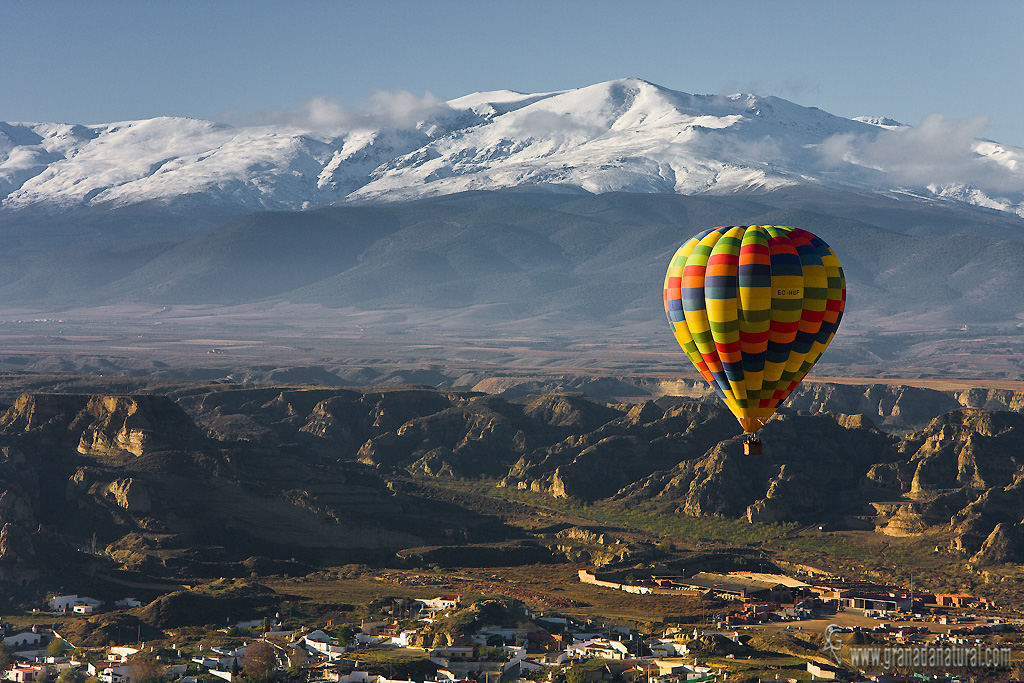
[663,225,846,454]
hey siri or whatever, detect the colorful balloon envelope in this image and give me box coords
[664,225,846,433]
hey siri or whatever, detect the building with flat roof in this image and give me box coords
[677,573,792,603]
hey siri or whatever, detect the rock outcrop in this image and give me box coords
[6,378,1024,590]
[784,382,963,430]
[504,399,735,501]
[75,395,205,456]
[971,521,1024,566]
[617,412,898,525]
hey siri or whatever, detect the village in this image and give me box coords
[1,567,1020,683]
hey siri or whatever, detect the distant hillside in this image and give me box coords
[3,190,1024,342]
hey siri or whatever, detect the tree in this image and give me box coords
[335,625,356,646]
[565,662,587,683]
[47,639,67,658]
[125,656,166,683]
[56,668,83,683]
[242,641,278,683]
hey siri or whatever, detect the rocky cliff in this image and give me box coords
[5,378,1024,591]
[613,411,897,524]
[0,388,523,587]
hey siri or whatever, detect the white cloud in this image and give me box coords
[819,114,1022,193]
[362,90,452,129]
[223,90,454,132]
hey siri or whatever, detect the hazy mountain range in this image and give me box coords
[1,78,1023,341]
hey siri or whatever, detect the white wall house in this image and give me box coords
[97,665,131,683]
[49,595,103,613]
[6,665,47,682]
[108,647,141,662]
[192,656,236,671]
[338,673,376,683]
[645,639,679,657]
[566,638,629,660]
[48,596,80,612]
[416,596,460,611]
[303,638,347,660]
[3,631,47,649]
[393,630,418,648]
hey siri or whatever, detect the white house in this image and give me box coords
[49,595,103,613]
[211,645,248,659]
[645,639,679,657]
[303,638,347,661]
[43,658,73,668]
[338,673,376,683]
[108,647,141,662]
[192,656,236,671]
[6,665,47,683]
[393,630,418,648]
[416,596,460,612]
[3,631,47,650]
[504,655,542,673]
[97,665,131,683]
[48,596,80,612]
[566,638,629,660]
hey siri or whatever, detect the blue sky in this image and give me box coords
[3,0,1023,146]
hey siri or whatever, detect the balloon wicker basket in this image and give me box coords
[743,436,762,456]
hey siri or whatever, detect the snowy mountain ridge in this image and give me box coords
[2,78,1022,218]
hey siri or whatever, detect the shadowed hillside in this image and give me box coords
[4,376,1024,600]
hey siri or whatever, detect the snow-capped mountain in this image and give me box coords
[2,78,1022,218]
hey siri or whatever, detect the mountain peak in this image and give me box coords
[853,115,907,129]
[1,79,1022,218]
